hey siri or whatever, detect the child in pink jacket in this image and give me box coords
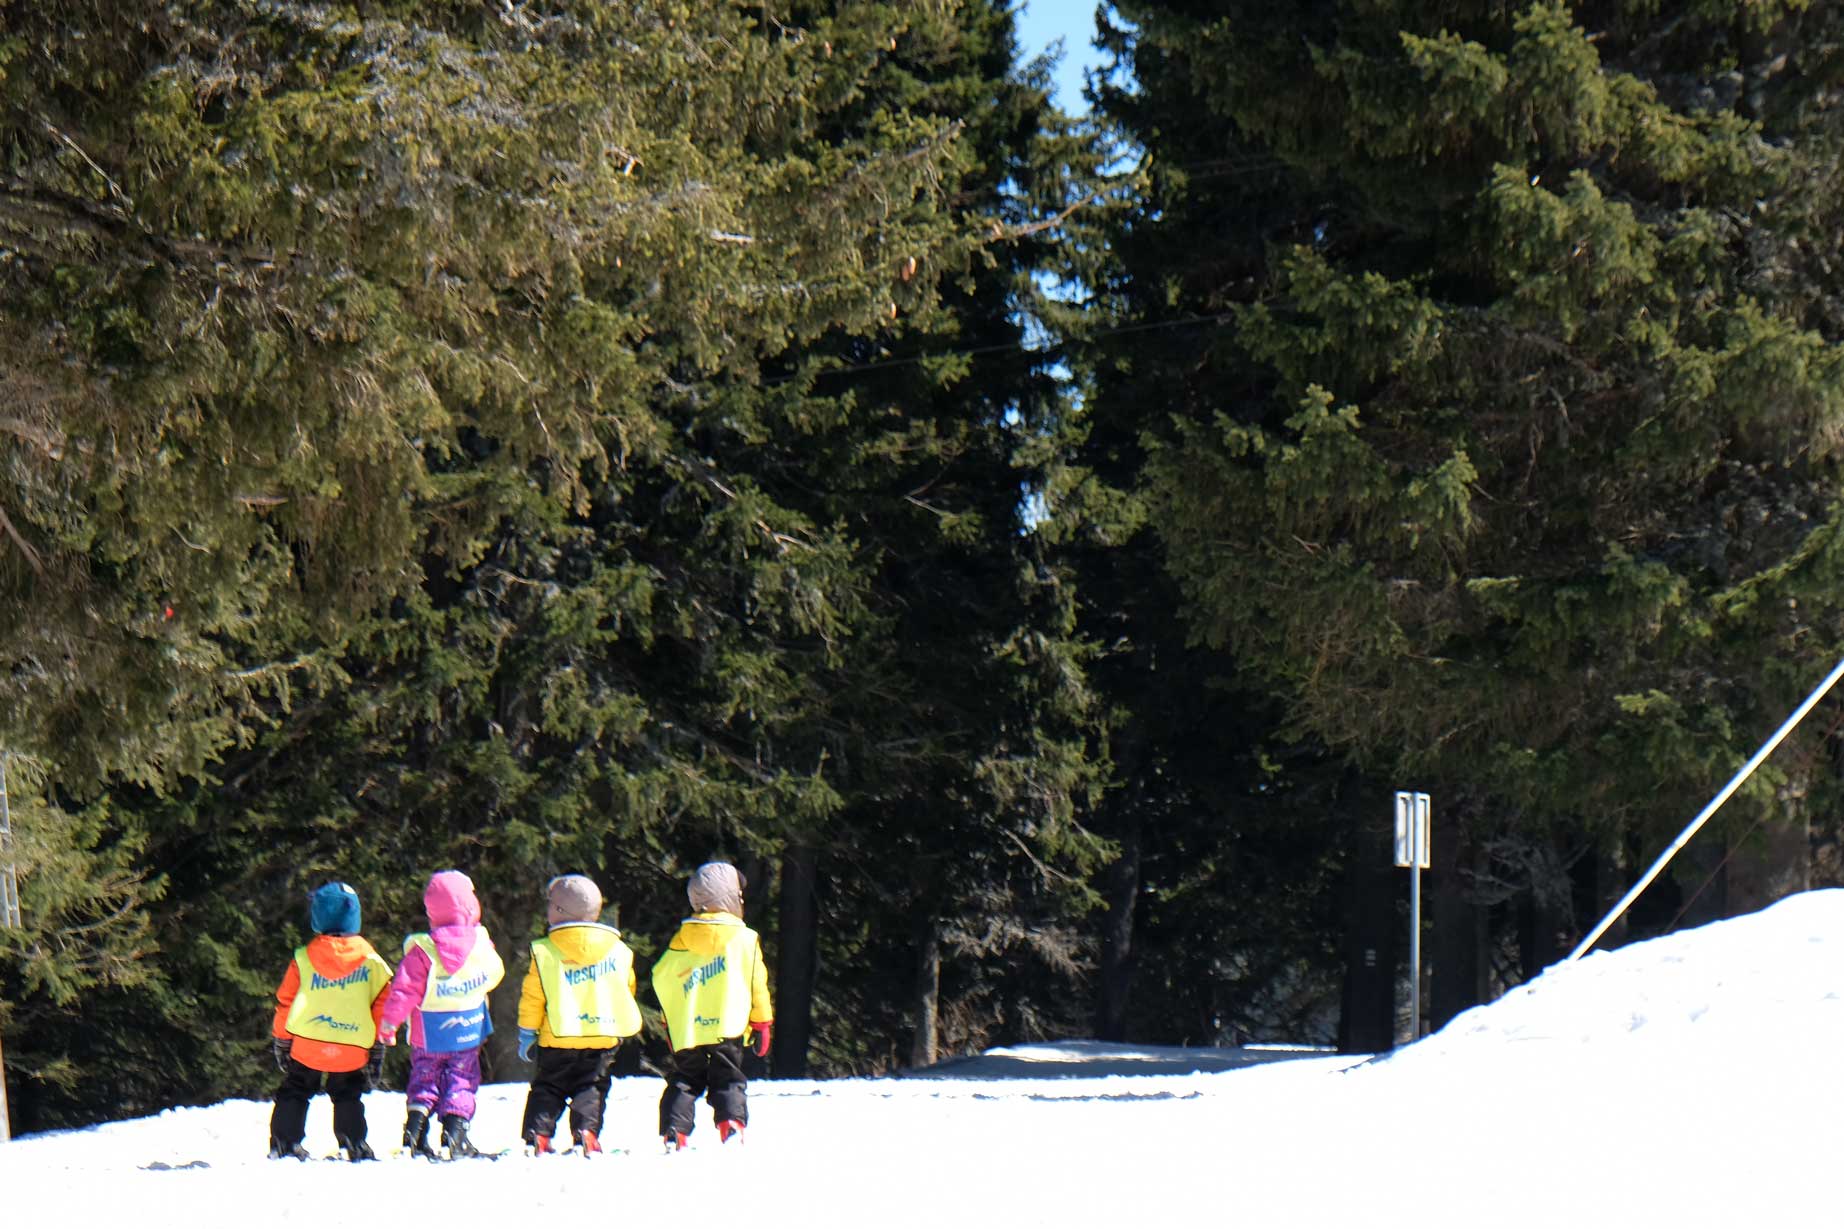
[377,870,505,1159]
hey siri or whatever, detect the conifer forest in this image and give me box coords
[9,1,1844,1133]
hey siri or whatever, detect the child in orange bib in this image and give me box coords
[268,881,393,1161]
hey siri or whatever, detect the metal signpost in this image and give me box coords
[1393,791,1431,1042]
[1,756,18,927]
[1,756,15,1143]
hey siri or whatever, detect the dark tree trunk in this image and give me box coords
[1725,809,1811,918]
[1430,819,1485,1032]
[1094,807,1143,1042]
[1569,839,1629,954]
[1337,808,1398,1053]
[772,843,818,1079]
[911,917,940,1068]
[737,852,770,921]
[480,888,530,1085]
[1518,885,1561,983]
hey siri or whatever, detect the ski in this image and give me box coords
[389,1145,514,1161]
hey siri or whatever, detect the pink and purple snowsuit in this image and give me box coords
[377,871,505,1121]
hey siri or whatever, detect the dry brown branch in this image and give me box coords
[994,186,1106,242]
[0,503,44,575]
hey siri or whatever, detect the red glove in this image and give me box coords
[748,1021,772,1057]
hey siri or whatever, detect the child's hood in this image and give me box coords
[546,921,623,963]
[304,933,382,979]
[427,924,486,975]
[671,912,745,957]
[424,871,485,974]
[424,870,481,928]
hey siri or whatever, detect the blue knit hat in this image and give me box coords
[309,881,362,936]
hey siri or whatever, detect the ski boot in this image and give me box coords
[574,1129,602,1156]
[338,1135,378,1162]
[403,1108,439,1160]
[267,1138,310,1161]
[663,1130,688,1154]
[527,1132,555,1157]
[440,1113,480,1160]
[716,1119,746,1144]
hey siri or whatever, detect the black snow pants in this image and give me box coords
[658,1038,748,1138]
[270,1058,370,1150]
[520,1045,617,1143]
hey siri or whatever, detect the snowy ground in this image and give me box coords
[9,889,1844,1227]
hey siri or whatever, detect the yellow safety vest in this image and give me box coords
[531,927,642,1040]
[404,931,502,1053]
[284,948,388,1047]
[651,919,760,1050]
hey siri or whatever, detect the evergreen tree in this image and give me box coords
[0,0,986,1127]
[743,0,1118,1073]
[1049,2,1362,1044]
[1091,0,1844,1027]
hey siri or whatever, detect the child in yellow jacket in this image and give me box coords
[515,874,642,1155]
[651,861,773,1150]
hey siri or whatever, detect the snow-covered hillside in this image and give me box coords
[8,889,1844,1228]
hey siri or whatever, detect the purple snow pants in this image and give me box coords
[407,1048,481,1120]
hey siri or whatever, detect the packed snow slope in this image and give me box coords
[8,889,1844,1228]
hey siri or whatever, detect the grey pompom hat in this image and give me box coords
[687,862,744,916]
[546,874,602,925]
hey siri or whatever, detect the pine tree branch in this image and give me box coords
[37,115,133,212]
[994,186,1106,242]
[1004,829,1085,888]
[0,183,284,271]
[0,415,81,457]
[0,503,44,575]
[224,656,317,682]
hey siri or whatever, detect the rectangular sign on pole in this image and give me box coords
[1393,791,1431,869]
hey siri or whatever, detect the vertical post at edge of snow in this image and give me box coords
[1394,791,1432,1043]
[1567,657,1844,963]
[0,754,13,1143]
[0,755,17,930]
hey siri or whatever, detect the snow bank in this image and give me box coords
[5,890,1844,1229]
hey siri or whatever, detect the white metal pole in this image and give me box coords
[1409,860,1421,1041]
[0,754,15,928]
[1567,656,1844,962]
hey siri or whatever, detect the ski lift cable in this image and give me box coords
[1568,657,1844,962]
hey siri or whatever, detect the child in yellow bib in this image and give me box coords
[651,861,773,1150]
[267,881,394,1161]
[375,870,505,1159]
[515,874,641,1155]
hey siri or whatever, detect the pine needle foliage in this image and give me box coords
[1096,0,1844,938]
[0,0,1113,1124]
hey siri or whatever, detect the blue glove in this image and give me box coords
[518,1028,537,1062]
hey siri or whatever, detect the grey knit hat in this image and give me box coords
[687,862,744,916]
[546,874,602,925]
